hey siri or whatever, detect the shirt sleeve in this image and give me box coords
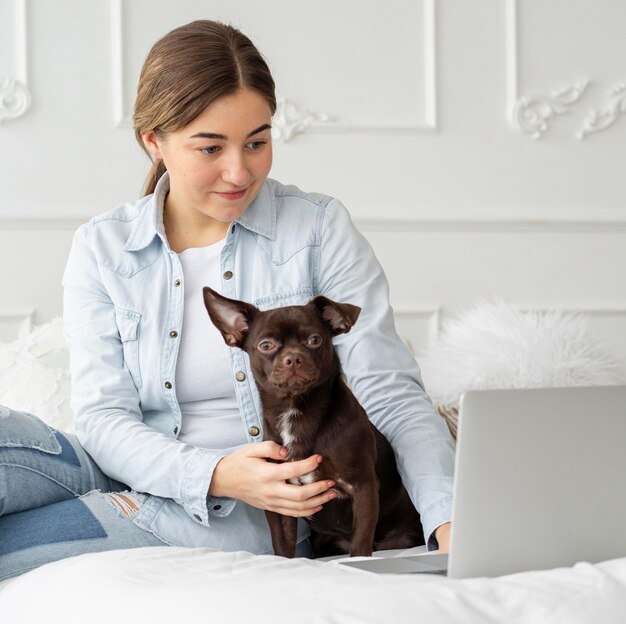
[62,223,235,526]
[316,199,455,549]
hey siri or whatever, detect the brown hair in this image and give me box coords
[133,20,276,196]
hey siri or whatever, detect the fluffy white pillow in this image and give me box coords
[419,299,625,409]
[0,318,74,432]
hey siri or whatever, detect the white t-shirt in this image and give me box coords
[175,240,248,449]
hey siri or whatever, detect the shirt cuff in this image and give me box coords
[181,448,237,526]
[421,496,454,551]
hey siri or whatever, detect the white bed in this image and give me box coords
[2,310,625,623]
[1,546,626,623]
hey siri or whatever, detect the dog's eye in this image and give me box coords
[306,334,322,347]
[258,340,276,352]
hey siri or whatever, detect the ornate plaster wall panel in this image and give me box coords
[111,0,437,137]
[507,0,625,139]
[0,0,31,124]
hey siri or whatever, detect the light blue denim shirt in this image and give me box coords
[62,172,454,553]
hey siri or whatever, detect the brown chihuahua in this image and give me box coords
[203,287,424,558]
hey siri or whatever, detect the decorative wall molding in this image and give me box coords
[2,215,626,234]
[271,97,333,142]
[0,309,34,342]
[505,0,625,140]
[506,0,593,140]
[512,81,589,140]
[393,305,441,355]
[354,217,626,233]
[0,217,84,230]
[110,0,438,136]
[110,0,125,127]
[515,303,626,316]
[0,0,31,124]
[578,83,626,139]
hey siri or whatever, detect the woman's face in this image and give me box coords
[143,88,273,229]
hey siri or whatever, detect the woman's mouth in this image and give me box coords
[216,188,248,201]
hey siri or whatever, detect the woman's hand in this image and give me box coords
[434,522,452,553]
[208,441,337,517]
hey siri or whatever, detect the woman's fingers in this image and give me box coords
[267,480,337,515]
[211,443,338,516]
[245,440,288,461]
[263,454,338,516]
[276,453,323,481]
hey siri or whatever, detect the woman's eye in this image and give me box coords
[201,146,220,155]
[258,340,275,352]
[307,335,322,347]
[246,140,267,151]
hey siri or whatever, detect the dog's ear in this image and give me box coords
[203,287,258,348]
[312,296,361,336]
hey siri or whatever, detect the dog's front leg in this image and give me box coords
[265,510,298,558]
[349,480,379,557]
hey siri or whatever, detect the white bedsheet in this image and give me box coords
[2,547,626,623]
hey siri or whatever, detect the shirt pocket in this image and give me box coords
[254,287,313,311]
[114,307,143,389]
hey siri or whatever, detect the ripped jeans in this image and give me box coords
[0,407,166,582]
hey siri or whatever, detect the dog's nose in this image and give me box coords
[282,353,302,369]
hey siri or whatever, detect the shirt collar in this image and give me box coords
[235,179,277,240]
[124,172,277,252]
[124,172,169,252]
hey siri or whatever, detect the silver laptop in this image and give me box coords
[339,385,626,578]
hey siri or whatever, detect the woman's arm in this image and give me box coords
[316,199,455,549]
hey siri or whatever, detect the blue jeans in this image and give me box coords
[0,407,167,581]
[0,407,315,582]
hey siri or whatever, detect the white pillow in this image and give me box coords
[0,318,74,432]
[419,299,625,408]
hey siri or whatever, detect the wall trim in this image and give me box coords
[0,308,34,339]
[0,0,31,124]
[506,0,624,140]
[393,304,441,354]
[0,218,85,230]
[516,303,626,315]
[505,0,590,139]
[354,217,626,233]
[2,216,626,233]
[110,0,438,135]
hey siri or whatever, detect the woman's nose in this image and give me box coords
[221,152,250,187]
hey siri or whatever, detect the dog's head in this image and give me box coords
[203,288,360,398]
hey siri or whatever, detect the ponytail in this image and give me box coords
[142,158,167,197]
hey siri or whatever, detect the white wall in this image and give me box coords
[1,0,625,373]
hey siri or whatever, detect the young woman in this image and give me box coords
[0,20,454,581]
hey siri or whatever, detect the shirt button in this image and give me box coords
[169,330,178,338]
[174,279,181,287]
[235,371,246,382]
[249,426,260,437]
[164,381,173,389]
[223,271,233,280]
[213,504,222,511]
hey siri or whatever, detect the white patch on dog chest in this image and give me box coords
[278,408,316,486]
[278,408,302,448]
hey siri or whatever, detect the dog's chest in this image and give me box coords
[274,408,318,486]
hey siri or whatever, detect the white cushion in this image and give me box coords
[0,318,74,432]
[419,299,625,408]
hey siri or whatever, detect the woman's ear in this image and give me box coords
[141,130,162,160]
